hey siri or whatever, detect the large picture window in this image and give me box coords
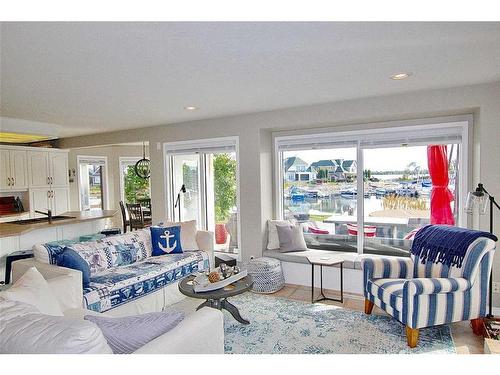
[275,118,470,256]
[165,137,240,254]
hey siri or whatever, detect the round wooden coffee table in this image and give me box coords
[178,274,253,324]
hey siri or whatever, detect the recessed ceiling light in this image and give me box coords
[184,106,198,111]
[390,72,412,80]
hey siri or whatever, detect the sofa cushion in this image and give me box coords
[0,298,112,354]
[151,225,183,255]
[32,233,106,264]
[1,267,64,316]
[96,229,152,260]
[165,220,199,251]
[84,310,185,354]
[33,230,151,265]
[83,251,209,313]
[62,232,151,276]
[365,278,405,311]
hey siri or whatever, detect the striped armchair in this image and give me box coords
[361,236,496,348]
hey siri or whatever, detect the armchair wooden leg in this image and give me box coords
[364,299,374,315]
[470,318,484,336]
[406,327,419,348]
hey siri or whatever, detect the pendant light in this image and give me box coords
[134,142,151,179]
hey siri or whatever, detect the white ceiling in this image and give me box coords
[1,22,500,138]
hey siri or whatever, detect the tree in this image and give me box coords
[316,169,326,180]
[213,153,237,223]
[124,165,150,203]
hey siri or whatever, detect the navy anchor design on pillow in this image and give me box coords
[151,226,183,256]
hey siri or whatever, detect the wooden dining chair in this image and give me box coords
[137,198,152,220]
[126,203,145,230]
[119,201,129,233]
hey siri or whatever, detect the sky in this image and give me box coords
[285,145,456,172]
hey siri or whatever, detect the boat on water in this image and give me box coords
[289,186,305,201]
[340,188,370,199]
[340,189,356,199]
[421,180,432,188]
[289,186,319,200]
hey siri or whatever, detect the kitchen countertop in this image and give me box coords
[0,210,117,238]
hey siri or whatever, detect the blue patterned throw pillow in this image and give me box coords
[57,247,91,288]
[150,226,183,256]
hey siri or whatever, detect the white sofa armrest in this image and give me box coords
[133,307,224,354]
[11,259,83,310]
[196,230,215,268]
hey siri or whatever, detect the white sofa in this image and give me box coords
[16,227,215,317]
[1,266,224,354]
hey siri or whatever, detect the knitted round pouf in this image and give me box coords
[246,257,285,294]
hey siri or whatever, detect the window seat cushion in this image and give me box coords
[263,249,362,270]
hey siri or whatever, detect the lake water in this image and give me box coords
[285,195,387,217]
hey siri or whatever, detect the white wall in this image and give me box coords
[59,81,500,308]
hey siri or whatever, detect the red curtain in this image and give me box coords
[427,145,455,225]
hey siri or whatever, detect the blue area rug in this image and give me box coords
[223,293,456,354]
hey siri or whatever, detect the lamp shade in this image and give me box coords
[465,189,489,215]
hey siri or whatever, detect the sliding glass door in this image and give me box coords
[171,154,202,224]
[166,138,240,253]
[276,120,469,257]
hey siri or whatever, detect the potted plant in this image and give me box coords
[213,154,237,244]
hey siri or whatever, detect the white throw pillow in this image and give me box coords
[0,298,112,354]
[1,267,64,316]
[267,219,295,250]
[165,220,199,250]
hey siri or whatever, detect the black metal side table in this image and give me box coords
[307,255,344,304]
[3,250,34,284]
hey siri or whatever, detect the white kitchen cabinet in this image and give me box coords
[51,187,70,216]
[1,146,70,219]
[27,150,50,187]
[49,152,69,187]
[0,148,28,190]
[27,149,69,188]
[0,149,10,190]
[30,187,70,217]
[30,188,51,217]
[10,150,28,189]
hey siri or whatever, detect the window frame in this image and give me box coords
[274,115,472,255]
[76,155,109,211]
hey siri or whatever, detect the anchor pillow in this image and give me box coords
[150,225,183,256]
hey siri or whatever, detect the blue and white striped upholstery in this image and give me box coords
[361,236,496,329]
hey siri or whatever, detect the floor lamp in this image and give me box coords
[465,183,499,318]
[174,184,186,221]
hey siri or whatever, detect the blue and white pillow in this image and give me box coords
[150,226,183,256]
[57,247,91,288]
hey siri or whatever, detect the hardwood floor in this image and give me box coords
[266,283,485,354]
